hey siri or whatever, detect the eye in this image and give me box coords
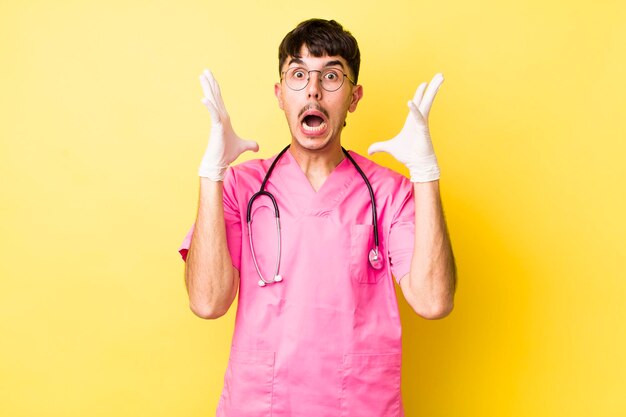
[291,68,307,79]
[324,70,340,81]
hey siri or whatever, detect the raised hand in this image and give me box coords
[368,73,444,182]
[198,69,259,180]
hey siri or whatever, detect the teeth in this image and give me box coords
[302,120,327,133]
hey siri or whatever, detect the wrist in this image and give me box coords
[406,154,440,182]
[198,163,227,181]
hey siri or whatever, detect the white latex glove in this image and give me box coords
[368,73,444,182]
[198,69,259,180]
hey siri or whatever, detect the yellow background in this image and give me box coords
[1,0,624,416]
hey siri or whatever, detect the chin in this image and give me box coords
[293,135,335,152]
[291,124,341,152]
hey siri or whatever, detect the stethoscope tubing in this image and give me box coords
[341,147,380,250]
[247,144,382,286]
[247,191,282,286]
[246,146,290,286]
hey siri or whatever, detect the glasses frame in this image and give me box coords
[280,67,357,92]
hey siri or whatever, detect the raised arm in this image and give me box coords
[185,69,258,319]
[369,73,456,319]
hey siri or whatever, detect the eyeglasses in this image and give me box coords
[281,67,356,92]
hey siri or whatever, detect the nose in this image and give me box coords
[306,71,323,100]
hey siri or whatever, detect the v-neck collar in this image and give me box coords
[270,148,358,216]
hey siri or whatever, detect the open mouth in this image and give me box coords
[300,110,328,135]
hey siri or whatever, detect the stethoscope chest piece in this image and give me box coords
[369,248,384,270]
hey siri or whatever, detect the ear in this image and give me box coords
[348,84,363,113]
[274,82,284,110]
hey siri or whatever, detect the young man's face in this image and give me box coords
[274,45,363,153]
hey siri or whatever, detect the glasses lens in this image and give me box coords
[320,69,344,92]
[285,68,308,90]
[284,67,347,91]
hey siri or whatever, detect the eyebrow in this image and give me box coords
[323,60,345,69]
[287,58,346,70]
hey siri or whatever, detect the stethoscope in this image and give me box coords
[247,144,383,287]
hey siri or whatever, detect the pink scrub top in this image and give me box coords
[179,150,415,417]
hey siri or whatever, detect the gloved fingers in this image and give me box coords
[200,69,225,118]
[204,69,228,116]
[411,82,428,108]
[199,71,220,115]
[199,70,215,100]
[239,139,260,153]
[367,140,390,155]
[419,73,444,120]
[201,97,220,125]
[408,100,426,126]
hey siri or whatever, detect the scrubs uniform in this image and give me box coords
[179,150,415,417]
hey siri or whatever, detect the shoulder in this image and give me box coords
[225,153,279,184]
[346,150,412,192]
[346,150,414,218]
[222,153,281,202]
[230,155,272,174]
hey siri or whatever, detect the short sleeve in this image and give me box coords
[178,224,194,261]
[222,168,243,270]
[177,167,243,270]
[387,180,415,284]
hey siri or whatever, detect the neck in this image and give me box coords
[288,141,345,192]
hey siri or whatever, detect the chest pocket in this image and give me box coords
[349,224,386,284]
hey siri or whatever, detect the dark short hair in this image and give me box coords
[278,19,361,83]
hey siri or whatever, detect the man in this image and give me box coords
[179,18,456,417]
